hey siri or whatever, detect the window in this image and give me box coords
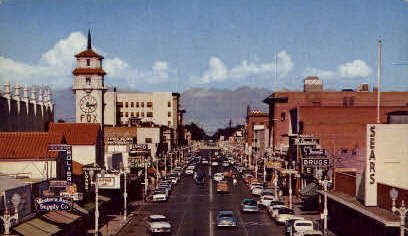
[86,77,91,85]
[168,121,171,126]
[168,111,171,117]
[131,112,134,117]
[145,138,152,143]
[119,112,124,117]
[280,112,286,121]
[168,101,171,107]
[136,102,139,108]
[141,112,145,117]
[131,102,134,108]
[136,112,140,117]
[141,102,145,107]
[125,102,129,108]
[147,102,153,108]
[147,112,153,117]
[125,112,129,117]
[86,59,90,66]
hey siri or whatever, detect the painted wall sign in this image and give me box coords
[35,197,72,211]
[106,136,133,145]
[128,157,151,168]
[129,144,149,151]
[60,192,83,201]
[49,180,68,188]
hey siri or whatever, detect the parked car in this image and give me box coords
[145,215,171,234]
[222,161,230,167]
[292,220,314,235]
[211,161,219,166]
[267,204,285,218]
[216,181,230,193]
[275,207,295,224]
[241,198,259,212]
[223,170,233,178]
[216,210,237,227]
[252,186,263,196]
[185,166,195,175]
[285,217,305,236]
[152,190,168,202]
[213,173,224,182]
[294,230,323,236]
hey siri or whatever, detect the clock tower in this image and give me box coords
[72,30,106,125]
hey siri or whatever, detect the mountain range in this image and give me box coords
[53,86,272,134]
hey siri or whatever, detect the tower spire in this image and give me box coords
[87,29,92,50]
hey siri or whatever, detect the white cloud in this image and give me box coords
[198,50,293,84]
[338,60,372,78]
[0,31,174,89]
[302,59,372,80]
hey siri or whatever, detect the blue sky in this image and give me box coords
[0,0,407,92]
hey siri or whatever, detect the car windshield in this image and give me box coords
[296,222,313,226]
[244,199,257,206]
[279,208,294,214]
[219,213,233,218]
[149,217,167,222]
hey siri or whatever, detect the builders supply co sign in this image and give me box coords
[35,197,72,211]
[48,144,72,184]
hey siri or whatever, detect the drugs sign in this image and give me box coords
[302,158,330,167]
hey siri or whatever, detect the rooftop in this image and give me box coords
[48,122,101,145]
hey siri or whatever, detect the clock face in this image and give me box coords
[80,94,97,113]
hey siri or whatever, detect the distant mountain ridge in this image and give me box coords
[53,86,272,134]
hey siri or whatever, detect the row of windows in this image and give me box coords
[123,101,172,108]
[120,112,154,118]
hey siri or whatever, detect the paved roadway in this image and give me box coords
[118,163,285,236]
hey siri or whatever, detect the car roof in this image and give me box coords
[218,210,233,214]
[149,215,167,219]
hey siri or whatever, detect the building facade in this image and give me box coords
[72,30,106,125]
[0,82,54,132]
[264,76,408,172]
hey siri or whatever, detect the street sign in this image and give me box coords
[49,180,68,188]
[60,192,83,201]
[302,158,330,167]
[82,166,102,172]
[35,197,72,211]
[128,157,151,168]
[97,174,121,189]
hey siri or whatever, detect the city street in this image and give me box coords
[118,164,285,236]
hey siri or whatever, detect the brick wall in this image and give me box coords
[377,183,408,211]
[334,171,356,196]
[246,113,268,145]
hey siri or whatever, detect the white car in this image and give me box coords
[274,207,295,224]
[292,220,314,235]
[202,159,209,164]
[295,230,323,236]
[267,204,285,218]
[249,183,263,191]
[222,161,229,167]
[258,195,278,207]
[213,173,224,182]
[185,167,195,175]
[252,186,263,196]
[211,161,219,166]
[152,190,168,202]
[145,215,171,233]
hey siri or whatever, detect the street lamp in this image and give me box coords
[1,193,21,235]
[119,162,128,222]
[318,169,333,236]
[273,157,279,199]
[389,188,407,236]
[89,169,105,236]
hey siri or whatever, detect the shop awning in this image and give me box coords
[82,195,112,212]
[73,203,89,214]
[14,218,61,236]
[42,211,81,224]
[299,182,318,198]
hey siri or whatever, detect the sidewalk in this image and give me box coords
[281,195,336,236]
[99,200,144,236]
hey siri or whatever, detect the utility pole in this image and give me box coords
[377,39,382,124]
